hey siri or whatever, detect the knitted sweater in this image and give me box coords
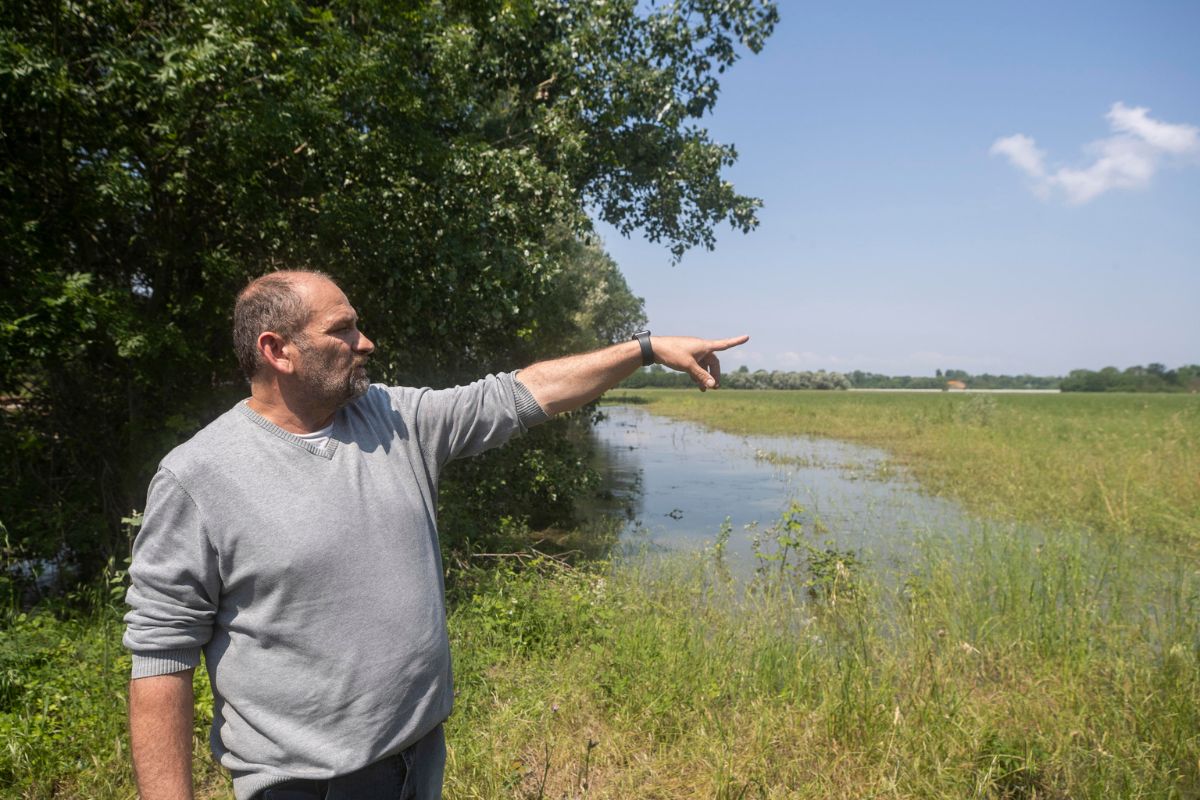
[123,373,548,799]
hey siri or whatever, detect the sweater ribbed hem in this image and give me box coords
[232,771,295,800]
[511,373,551,428]
[130,647,202,679]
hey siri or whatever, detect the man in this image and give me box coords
[124,270,747,800]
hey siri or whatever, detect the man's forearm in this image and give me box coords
[130,671,196,800]
[518,334,749,416]
[518,340,643,416]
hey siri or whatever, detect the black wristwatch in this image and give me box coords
[632,330,654,366]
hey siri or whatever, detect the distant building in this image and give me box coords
[946,380,967,391]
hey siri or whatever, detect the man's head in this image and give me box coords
[233,270,375,409]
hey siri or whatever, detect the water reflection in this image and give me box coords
[590,405,974,569]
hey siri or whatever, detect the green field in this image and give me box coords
[4,390,1199,798]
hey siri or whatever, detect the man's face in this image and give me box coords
[289,277,375,409]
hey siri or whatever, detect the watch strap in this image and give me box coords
[632,330,653,367]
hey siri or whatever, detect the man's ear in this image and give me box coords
[257,331,297,375]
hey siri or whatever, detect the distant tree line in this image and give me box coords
[624,365,852,390]
[1060,364,1200,393]
[848,369,1060,390]
[622,364,1200,392]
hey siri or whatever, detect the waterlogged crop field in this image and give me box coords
[4,390,1199,799]
[608,388,1200,548]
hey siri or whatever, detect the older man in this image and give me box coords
[124,270,747,800]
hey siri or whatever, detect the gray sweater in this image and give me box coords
[123,373,548,799]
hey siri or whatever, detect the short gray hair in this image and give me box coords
[232,270,335,380]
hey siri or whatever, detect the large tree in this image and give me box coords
[0,0,776,578]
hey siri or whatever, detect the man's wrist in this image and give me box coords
[631,330,654,367]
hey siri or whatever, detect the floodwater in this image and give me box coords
[589,405,975,570]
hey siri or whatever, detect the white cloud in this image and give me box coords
[990,134,1046,178]
[1107,102,1200,154]
[991,102,1200,204]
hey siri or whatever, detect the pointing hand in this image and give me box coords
[649,335,750,391]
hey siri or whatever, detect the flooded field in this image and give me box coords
[591,404,978,567]
[589,402,1182,590]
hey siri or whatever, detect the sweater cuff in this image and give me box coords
[130,648,202,679]
[511,371,551,428]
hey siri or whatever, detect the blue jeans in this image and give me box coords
[257,724,445,800]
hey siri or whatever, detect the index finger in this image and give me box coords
[708,335,750,352]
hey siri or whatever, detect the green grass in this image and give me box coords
[5,524,1199,798]
[445,516,1200,798]
[607,389,1200,548]
[0,606,229,800]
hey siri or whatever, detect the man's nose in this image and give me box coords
[356,332,375,355]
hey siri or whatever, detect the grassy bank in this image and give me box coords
[6,519,1198,798]
[608,389,1200,548]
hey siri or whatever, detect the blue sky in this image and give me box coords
[595,1,1200,376]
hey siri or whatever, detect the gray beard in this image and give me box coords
[295,343,370,408]
[322,366,369,408]
[348,370,370,401]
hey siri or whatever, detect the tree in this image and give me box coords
[0,0,777,580]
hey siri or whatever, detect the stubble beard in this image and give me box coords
[295,339,371,408]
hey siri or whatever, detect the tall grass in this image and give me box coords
[446,512,1200,798]
[608,390,1200,548]
[5,517,1198,798]
[0,600,229,800]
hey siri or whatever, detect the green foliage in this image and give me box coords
[724,367,851,390]
[848,363,1200,392]
[0,0,774,580]
[749,501,862,603]
[848,369,1063,390]
[0,607,134,798]
[1061,363,1200,393]
[449,556,614,660]
[438,412,602,556]
[6,523,1198,798]
[0,603,225,799]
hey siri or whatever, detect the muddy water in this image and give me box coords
[590,405,976,569]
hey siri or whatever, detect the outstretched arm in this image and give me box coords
[518,334,749,416]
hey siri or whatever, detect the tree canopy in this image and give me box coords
[0,0,777,580]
